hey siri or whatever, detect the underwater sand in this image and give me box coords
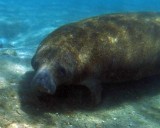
[0,55,160,128]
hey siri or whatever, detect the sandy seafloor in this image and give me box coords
[0,55,160,128]
[0,0,160,127]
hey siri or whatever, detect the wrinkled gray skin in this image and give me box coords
[32,66,56,94]
[32,12,160,105]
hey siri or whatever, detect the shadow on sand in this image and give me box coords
[18,71,160,116]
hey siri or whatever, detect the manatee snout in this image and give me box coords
[32,68,56,94]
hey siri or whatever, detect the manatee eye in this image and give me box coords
[55,62,67,77]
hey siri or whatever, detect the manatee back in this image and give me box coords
[32,13,160,82]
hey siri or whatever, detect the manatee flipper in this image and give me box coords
[81,79,102,105]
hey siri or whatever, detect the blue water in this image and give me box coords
[0,0,160,58]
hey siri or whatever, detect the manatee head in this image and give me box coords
[31,45,77,95]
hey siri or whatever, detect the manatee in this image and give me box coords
[31,12,160,105]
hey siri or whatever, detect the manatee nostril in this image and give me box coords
[32,69,56,94]
[35,71,49,86]
[40,78,45,86]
